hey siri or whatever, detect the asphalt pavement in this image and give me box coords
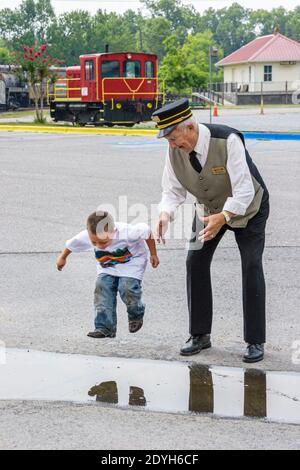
[0,110,299,449]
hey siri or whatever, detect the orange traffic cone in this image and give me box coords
[213,103,219,117]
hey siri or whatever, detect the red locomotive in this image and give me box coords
[49,51,164,126]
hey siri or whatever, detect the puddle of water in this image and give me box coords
[0,349,299,425]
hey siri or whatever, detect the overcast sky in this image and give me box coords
[0,0,300,15]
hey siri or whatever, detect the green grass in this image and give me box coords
[0,121,72,127]
[0,110,49,119]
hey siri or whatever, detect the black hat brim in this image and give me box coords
[157,124,178,139]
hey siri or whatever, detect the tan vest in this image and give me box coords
[169,137,264,228]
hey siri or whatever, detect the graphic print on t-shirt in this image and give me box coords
[94,247,133,268]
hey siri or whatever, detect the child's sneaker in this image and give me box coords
[128,319,143,333]
[87,330,116,338]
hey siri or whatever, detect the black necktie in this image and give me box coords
[189,150,202,173]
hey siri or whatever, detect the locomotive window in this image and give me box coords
[101,61,120,78]
[145,61,154,78]
[85,60,94,80]
[124,61,141,78]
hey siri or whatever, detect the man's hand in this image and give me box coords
[198,213,226,243]
[155,212,170,244]
[150,255,160,268]
[56,255,67,271]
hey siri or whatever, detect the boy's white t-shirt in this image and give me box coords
[66,222,151,280]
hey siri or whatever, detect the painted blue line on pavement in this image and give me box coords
[99,133,300,146]
[243,132,300,141]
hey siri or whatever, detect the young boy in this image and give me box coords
[56,211,159,338]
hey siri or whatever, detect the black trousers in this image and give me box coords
[186,196,270,344]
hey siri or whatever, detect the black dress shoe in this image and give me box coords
[87,330,116,338]
[243,344,264,363]
[180,334,211,356]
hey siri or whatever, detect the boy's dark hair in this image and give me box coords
[87,211,115,235]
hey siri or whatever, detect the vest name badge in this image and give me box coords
[212,166,226,175]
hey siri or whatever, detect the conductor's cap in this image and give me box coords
[151,98,192,138]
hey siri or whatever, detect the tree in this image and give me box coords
[140,16,172,60]
[192,7,221,37]
[91,10,139,54]
[0,0,55,50]
[214,3,255,56]
[1,0,299,74]
[0,47,12,65]
[141,0,196,31]
[159,31,222,93]
[194,4,296,57]
[141,0,196,46]
[249,7,289,37]
[284,7,300,41]
[47,9,142,66]
[0,9,19,44]
[34,0,55,42]
[13,44,63,122]
[47,10,93,65]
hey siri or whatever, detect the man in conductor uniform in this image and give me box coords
[153,99,269,363]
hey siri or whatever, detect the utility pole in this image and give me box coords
[138,27,144,52]
[260,81,264,115]
[209,46,218,123]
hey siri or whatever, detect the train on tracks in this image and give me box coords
[0,66,29,110]
[48,51,164,126]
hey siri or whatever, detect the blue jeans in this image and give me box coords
[94,274,145,335]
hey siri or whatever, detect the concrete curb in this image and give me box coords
[1,125,300,140]
[0,125,157,137]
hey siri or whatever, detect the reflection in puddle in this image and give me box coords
[88,382,147,407]
[0,349,299,425]
[89,381,119,404]
[87,367,269,418]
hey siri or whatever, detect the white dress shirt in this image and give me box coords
[158,123,255,218]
